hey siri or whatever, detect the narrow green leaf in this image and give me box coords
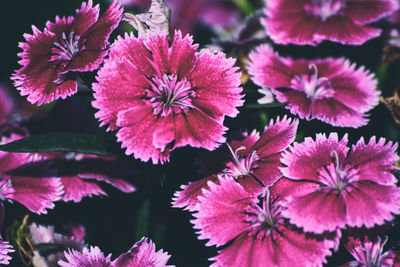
[0,132,119,156]
[135,199,150,241]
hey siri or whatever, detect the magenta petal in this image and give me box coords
[69,1,99,35]
[83,0,123,50]
[253,116,298,158]
[344,181,400,228]
[59,246,112,267]
[192,178,253,247]
[345,137,399,185]
[345,0,399,25]
[248,44,293,88]
[144,33,170,75]
[9,177,63,214]
[60,177,106,203]
[282,187,348,234]
[78,174,136,193]
[0,241,14,265]
[211,229,336,267]
[172,174,219,211]
[281,133,349,182]
[190,50,244,119]
[173,109,227,151]
[168,31,198,78]
[113,237,172,267]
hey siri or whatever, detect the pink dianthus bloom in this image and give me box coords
[172,116,298,211]
[59,237,173,267]
[340,235,398,267]
[12,0,123,105]
[262,0,399,45]
[277,133,400,234]
[248,45,379,127]
[92,31,243,164]
[191,177,338,267]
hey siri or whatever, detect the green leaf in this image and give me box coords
[0,132,120,156]
[234,0,255,16]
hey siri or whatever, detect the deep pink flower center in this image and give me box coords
[291,64,334,100]
[318,151,358,191]
[305,0,345,21]
[245,191,285,239]
[351,238,394,266]
[147,74,195,117]
[225,144,259,178]
[52,32,82,62]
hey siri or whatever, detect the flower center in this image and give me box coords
[290,63,334,100]
[51,32,82,62]
[245,190,284,239]
[319,151,358,191]
[351,237,394,266]
[148,74,194,117]
[225,144,259,178]
[305,0,345,21]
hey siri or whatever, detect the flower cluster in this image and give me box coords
[5,0,400,265]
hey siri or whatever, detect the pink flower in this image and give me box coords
[340,234,398,267]
[12,0,123,105]
[277,133,400,234]
[172,116,298,211]
[248,45,379,127]
[191,177,338,267]
[0,129,63,214]
[59,237,173,267]
[92,31,243,164]
[120,0,238,34]
[262,0,399,45]
[0,241,13,265]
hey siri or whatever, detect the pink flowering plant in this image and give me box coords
[1,0,400,266]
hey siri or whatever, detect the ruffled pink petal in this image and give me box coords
[92,58,149,131]
[253,116,298,158]
[344,0,399,25]
[248,44,293,88]
[168,31,198,78]
[113,237,172,267]
[0,241,14,265]
[116,105,170,164]
[172,174,219,211]
[310,97,369,127]
[191,178,253,247]
[272,87,314,120]
[314,16,381,45]
[345,137,399,185]
[60,176,106,203]
[189,50,244,120]
[14,66,77,105]
[229,130,260,152]
[78,173,136,193]
[249,154,283,189]
[9,177,63,214]
[344,181,400,228]
[210,229,337,267]
[144,33,169,75]
[59,246,112,267]
[281,133,349,182]
[172,108,227,151]
[69,0,123,72]
[282,186,348,234]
